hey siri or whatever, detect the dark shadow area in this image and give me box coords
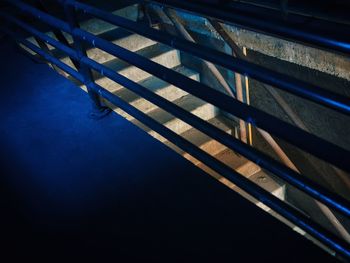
[0,41,340,262]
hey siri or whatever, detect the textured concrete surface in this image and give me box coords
[223,25,350,81]
[152,6,350,81]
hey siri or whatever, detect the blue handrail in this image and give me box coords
[2,11,350,220]
[3,0,350,173]
[147,0,350,56]
[67,0,350,116]
[1,0,350,259]
[74,27,350,173]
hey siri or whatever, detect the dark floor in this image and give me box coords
[0,41,339,262]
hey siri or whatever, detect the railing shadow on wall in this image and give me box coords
[1,0,350,260]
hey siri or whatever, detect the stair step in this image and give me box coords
[167,116,234,164]
[62,33,158,66]
[27,4,139,51]
[249,171,285,201]
[93,44,181,92]
[235,170,285,213]
[50,28,132,62]
[146,95,217,140]
[79,4,139,35]
[110,66,198,115]
[197,149,285,209]
[198,149,248,174]
[119,94,216,142]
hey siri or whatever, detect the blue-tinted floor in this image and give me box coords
[0,41,338,262]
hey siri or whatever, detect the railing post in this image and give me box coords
[62,0,110,119]
[37,0,80,70]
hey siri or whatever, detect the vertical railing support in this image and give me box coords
[63,0,110,119]
[34,36,67,76]
[37,0,80,70]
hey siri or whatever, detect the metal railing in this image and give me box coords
[154,6,350,243]
[1,0,350,260]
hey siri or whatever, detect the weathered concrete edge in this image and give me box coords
[152,5,350,81]
[222,24,350,81]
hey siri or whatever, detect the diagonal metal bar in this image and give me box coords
[2,0,350,215]
[81,55,350,220]
[73,27,350,173]
[0,26,82,82]
[90,81,350,260]
[2,1,350,258]
[6,0,350,173]
[36,0,80,69]
[146,0,350,56]
[62,0,350,116]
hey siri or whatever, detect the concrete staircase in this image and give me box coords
[26,3,285,207]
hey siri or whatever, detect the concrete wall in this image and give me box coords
[149,4,350,169]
